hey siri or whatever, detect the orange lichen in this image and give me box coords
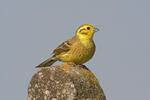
[57,64,100,85]
[55,66,69,74]
[87,82,91,87]
[81,68,98,85]
[61,64,72,69]
[97,95,101,100]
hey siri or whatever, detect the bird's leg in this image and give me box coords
[67,62,77,67]
[67,62,90,71]
[78,64,91,71]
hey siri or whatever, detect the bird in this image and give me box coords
[36,24,99,68]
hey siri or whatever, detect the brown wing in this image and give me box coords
[52,36,77,55]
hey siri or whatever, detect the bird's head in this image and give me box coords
[76,24,99,40]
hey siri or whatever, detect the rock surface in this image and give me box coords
[28,64,106,100]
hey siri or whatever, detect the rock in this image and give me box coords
[28,64,106,100]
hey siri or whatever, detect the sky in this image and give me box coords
[0,0,150,100]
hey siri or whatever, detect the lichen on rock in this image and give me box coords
[28,64,106,100]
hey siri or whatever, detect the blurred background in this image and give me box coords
[0,0,150,100]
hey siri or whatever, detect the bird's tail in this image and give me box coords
[36,56,57,68]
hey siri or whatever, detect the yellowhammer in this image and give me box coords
[36,24,99,68]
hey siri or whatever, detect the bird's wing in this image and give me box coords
[52,37,76,55]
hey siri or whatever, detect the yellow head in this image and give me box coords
[76,24,99,40]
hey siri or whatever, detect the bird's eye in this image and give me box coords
[87,27,90,30]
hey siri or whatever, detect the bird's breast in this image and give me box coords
[59,39,95,64]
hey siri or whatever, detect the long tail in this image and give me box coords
[36,56,57,68]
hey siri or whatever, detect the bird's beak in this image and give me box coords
[93,27,99,32]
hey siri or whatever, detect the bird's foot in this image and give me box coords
[66,62,90,71]
[67,62,77,67]
[78,64,91,71]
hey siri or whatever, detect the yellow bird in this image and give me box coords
[36,24,99,68]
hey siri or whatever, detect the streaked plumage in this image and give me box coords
[36,24,99,68]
